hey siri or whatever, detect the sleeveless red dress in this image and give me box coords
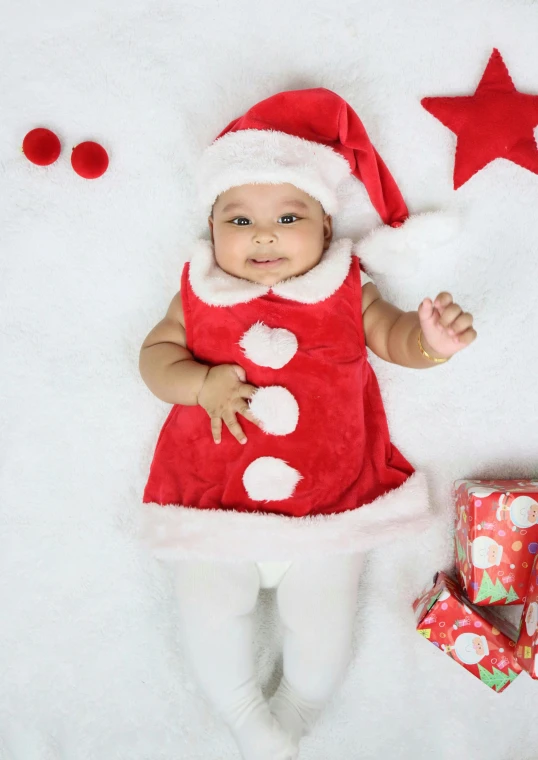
[141,238,431,562]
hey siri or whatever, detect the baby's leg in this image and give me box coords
[270,553,365,744]
[173,559,298,760]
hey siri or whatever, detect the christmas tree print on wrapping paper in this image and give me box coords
[456,536,466,565]
[474,569,519,604]
[478,664,520,692]
[505,586,520,603]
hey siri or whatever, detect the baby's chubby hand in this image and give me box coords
[418,292,477,360]
[197,364,262,444]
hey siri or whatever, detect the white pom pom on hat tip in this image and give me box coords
[356,210,460,278]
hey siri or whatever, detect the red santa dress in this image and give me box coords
[141,237,431,562]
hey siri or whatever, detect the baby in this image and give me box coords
[139,89,476,760]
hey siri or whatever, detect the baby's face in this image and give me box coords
[208,183,332,285]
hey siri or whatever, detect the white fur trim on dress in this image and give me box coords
[188,237,367,307]
[356,211,459,278]
[188,239,267,306]
[239,322,298,368]
[242,456,303,501]
[248,387,299,436]
[274,239,351,304]
[140,471,432,562]
[196,129,351,216]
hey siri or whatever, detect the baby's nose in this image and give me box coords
[255,233,275,242]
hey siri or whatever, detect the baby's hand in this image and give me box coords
[197,364,261,444]
[418,292,477,360]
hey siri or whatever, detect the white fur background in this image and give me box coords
[1,1,538,758]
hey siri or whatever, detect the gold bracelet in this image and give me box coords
[417,329,449,364]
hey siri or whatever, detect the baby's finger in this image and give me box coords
[418,298,441,330]
[418,298,435,322]
[223,410,247,445]
[447,312,473,336]
[455,327,477,346]
[236,400,264,429]
[210,417,223,445]
[238,383,258,399]
[231,365,247,383]
[439,303,463,328]
[433,292,453,314]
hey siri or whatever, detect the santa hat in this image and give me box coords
[196,87,457,277]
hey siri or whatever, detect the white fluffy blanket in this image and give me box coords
[1,1,537,758]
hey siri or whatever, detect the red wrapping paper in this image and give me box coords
[516,555,538,679]
[454,479,538,605]
[413,571,522,693]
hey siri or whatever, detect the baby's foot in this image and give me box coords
[230,707,298,760]
[270,677,322,746]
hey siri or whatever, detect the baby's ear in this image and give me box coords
[323,213,333,245]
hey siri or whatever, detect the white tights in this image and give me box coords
[173,553,364,760]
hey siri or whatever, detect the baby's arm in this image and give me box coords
[139,291,261,444]
[139,291,210,404]
[361,283,477,368]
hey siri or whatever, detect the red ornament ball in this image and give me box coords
[22,128,61,166]
[71,141,109,179]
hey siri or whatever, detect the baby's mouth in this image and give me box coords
[248,257,285,268]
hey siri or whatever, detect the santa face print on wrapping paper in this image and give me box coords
[453,632,490,665]
[497,495,538,529]
[526,602,538,637]
[471,535,503,569]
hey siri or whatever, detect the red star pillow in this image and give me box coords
[421,48,538,189]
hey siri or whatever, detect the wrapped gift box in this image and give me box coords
[413,571,522,693]
[454,479,538,605]
[516,555,538,679]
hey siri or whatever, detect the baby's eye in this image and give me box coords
[231,217,251,226]
[279,215,298,224]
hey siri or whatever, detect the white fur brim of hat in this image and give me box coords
[196,128,459,278]
[196,129,350,216]
[140,472,432,562]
